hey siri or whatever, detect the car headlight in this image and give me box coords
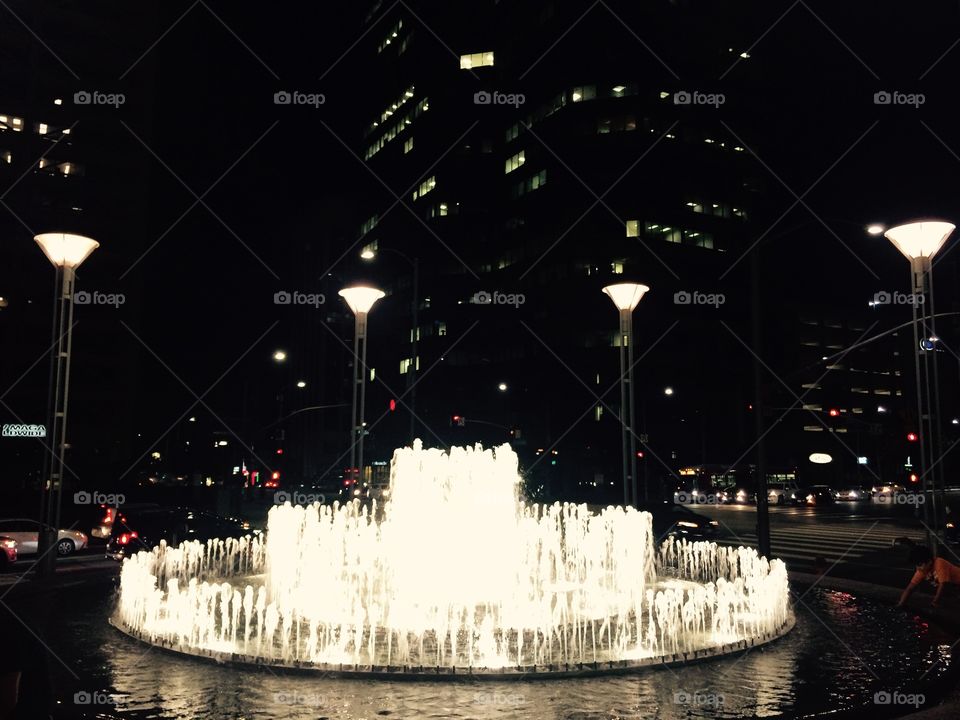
[676,520,698,528]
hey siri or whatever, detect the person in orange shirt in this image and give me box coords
[898,546,960,608]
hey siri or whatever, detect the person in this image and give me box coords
[898,546,960,608]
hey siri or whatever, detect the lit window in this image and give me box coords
[37,123,48,135]
[359,215,379,237]
[459,51,494,69]
[570,85,595,102]
[595,406,603,421]
[403,137,413,154]
[504,150,525,174]
[369,368,376,381]
[438,202,448,216]
[1,151,10,164]
[505,124,520,142]
[437,322,447,337]
[612,85,626,97]
[400,358,413,374]
[412,175,436,200]
[803,425,824,432]
[626,220,638,237]
[611,262,624,274]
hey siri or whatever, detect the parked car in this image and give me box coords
[0,536,17,567]
[767,482,800,505]
[637,502,720,541]
[799,485,835,505]
[106,507,256,560]
[0,519,88,556]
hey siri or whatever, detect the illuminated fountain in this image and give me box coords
[112,442,793,678]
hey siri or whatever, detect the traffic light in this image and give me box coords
[907,432,919,442]
[389,399,397,412]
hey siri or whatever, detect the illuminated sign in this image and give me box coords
[2,423,46,438]
[808,452,832,464]
[679,468,697,476]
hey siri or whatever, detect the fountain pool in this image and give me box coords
[112,442,793,677]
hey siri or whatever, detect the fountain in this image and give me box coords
[112,442,793,678]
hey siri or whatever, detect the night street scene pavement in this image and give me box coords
[4,2,960,719]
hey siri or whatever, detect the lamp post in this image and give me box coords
[361,246,419,443]
[34,232,99,576]
[602,282,650,507]
[339,286,385,489]
[884,221,954,547]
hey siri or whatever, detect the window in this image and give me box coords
[437,322,447,337]
[803,425,824,432]
[359,215,379,237]
[400,358,413,374]
[571,85,596,102]
[626,220,638,237]
[1,150,10,164]
[611,262,624,274]
[511,169,547,198]
[460,51,494,69]
[378,19,403,53]
[504,150,525,174]
[595,406,603,421]
[369,368,376,381]
[505,123,520,142]
[412,175,436,200]
[403,137,413,154]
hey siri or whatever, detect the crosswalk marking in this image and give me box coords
[713,523,926,565]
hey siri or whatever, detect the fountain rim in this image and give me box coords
[108,612,795,681]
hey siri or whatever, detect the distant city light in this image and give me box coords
[273,350,287,362]
[360,248,376,260]
[296,380,306,388]
[866,224,885,235]
[498,382,508,392]
[877,406,887,414]
[664,386,674,396]
[188,416,196,422]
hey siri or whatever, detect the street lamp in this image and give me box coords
[602,282,650,507]
[339,286,385,489]
[34,232,99,576]
[272,349,287,362]
[361,246,420,443]
[884,220,955,545]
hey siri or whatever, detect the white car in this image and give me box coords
[0,518,88,556]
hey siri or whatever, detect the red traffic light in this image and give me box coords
[276,448,283,455]
[389,399,396,412]
[909,473,919,483]
[907,432,919,442]
[828,408,840,417]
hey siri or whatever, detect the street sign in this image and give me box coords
[2,423,46,438]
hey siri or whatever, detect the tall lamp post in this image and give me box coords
[361,246,419,443]
[339,286,385,489]
[883,221,955,547]
[602,282,650,507]
[34,232,99,577]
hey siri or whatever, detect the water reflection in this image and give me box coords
[50,587,950,719]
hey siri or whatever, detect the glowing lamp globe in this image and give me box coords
[602,282,650,311]
[338,286,385,315]
[34,233,99,268]
[883,221,955,261]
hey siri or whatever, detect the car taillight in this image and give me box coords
[118,531,138,545]
[101,508,115,524]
